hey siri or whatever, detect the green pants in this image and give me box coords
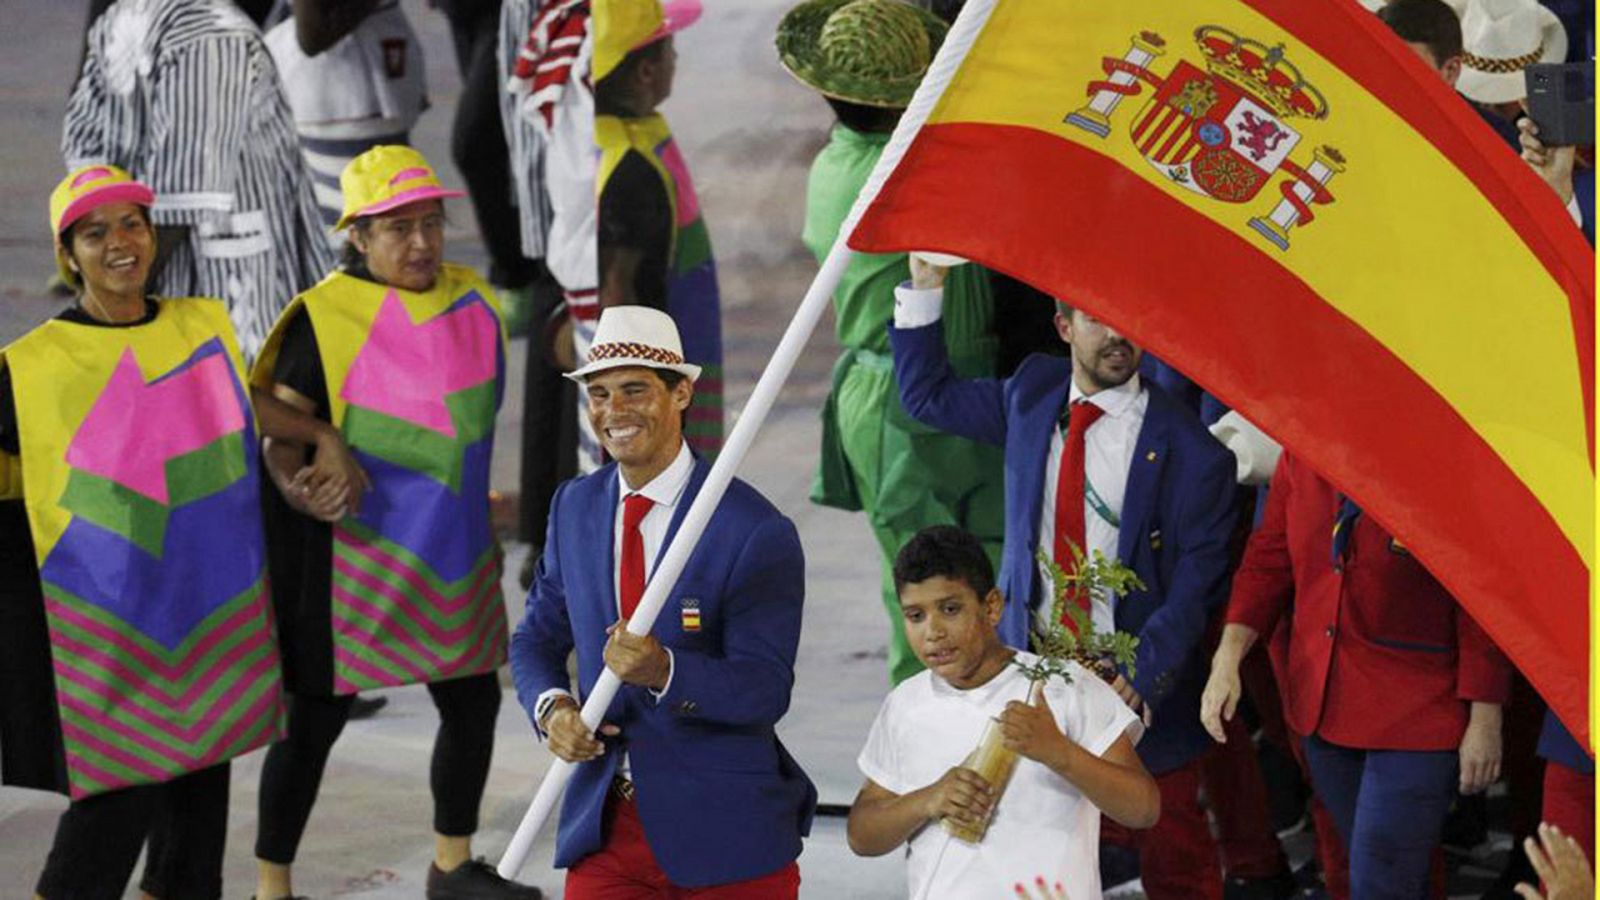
[816,350,1005,685]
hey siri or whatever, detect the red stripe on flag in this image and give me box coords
[1243,0,1596,456]
[850,122,1589,748]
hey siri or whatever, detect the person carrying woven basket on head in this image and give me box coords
[775,0,1006,687]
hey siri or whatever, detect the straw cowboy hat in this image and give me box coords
[566,305,702,383]
[776,0,947,108]
[1456,0,1567,104]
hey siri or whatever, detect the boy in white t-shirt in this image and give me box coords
[849,526,1159,900]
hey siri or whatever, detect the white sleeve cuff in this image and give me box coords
[1568,195,1583,229]
[648,648,675,702]
[1209,410,1283,487]
[893,282,945,329]
[533,688,576,737]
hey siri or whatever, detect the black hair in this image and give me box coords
[1377,0,1463,67]
[893,525,996,598]
[928,0,964,24]
[338,217,371,276]
[824,96,904,134]
[655,368,688,390]
[596,39,670,116]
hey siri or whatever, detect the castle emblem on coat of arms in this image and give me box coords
[1065,26,1347,251]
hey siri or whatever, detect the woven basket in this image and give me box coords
[776,0,948,108]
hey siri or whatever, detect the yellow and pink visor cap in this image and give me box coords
[334,145,465,232]
[594,0,703,82]
[50,164,156,238]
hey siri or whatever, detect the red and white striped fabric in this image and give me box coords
[507,0,589,130]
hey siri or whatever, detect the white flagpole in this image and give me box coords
[496,0,1000,879]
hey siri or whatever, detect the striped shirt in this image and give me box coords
[497,0,553,261]
[63,0,334,360]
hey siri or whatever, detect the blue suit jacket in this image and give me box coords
[509,458,816,887]
[891,321,1237,774]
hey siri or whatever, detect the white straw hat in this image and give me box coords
[1456,0,1567,104]
[566,306,702,383]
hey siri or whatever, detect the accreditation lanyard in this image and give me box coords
[1059,413,1121,529]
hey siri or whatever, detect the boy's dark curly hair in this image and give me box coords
[892,525,995,598]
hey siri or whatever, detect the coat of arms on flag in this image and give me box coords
[1066,26,1346,250]
[843,0,1594,751]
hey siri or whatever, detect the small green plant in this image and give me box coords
[1013,543,1143,686]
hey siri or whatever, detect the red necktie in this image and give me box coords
[619,493,655,619]
[1054,400,1105,627]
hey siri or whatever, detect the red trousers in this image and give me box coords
[1541,760,1596,862]
[1103,758,1222,900]
[1203,693,1290,880]
[565,795,800,899]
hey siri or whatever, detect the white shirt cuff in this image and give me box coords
[1568,195,1583,228]
[893,282,945,329]
[648,648,675,702]
[1208,410,1283,487]
[533,687,575,737]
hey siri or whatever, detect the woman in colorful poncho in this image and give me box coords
[248,145,540,900]
[0,165,362,899]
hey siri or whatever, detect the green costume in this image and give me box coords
[805,123,1006,684]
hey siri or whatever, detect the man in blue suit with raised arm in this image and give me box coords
[510,306,815,899]
[889,259,1237,900]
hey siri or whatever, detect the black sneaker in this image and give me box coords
[426,860,542,900]
[347,694,388,721]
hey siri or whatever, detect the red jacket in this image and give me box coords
[1228,453,1510,751]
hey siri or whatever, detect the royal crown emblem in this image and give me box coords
[1065,26,1348,251]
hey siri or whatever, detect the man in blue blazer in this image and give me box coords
[888,260,1237,900]
[511,307,815,898]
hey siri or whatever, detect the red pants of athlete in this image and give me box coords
[1541,761,1596,862]
[565,795,800,899]
[1104,758,1223,900]
[1203,668,1290,880]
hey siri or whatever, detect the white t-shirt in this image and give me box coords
[857,653,1142,900]
[264,2,427,138]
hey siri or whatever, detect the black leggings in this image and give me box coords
[36,762,230,900]
[254,673,502,864]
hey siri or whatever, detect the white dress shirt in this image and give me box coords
[891,281,1150,633]
[1037,376,1148,636]
[535,442,692,768]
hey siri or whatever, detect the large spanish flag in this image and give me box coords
[850,0,1595,749]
